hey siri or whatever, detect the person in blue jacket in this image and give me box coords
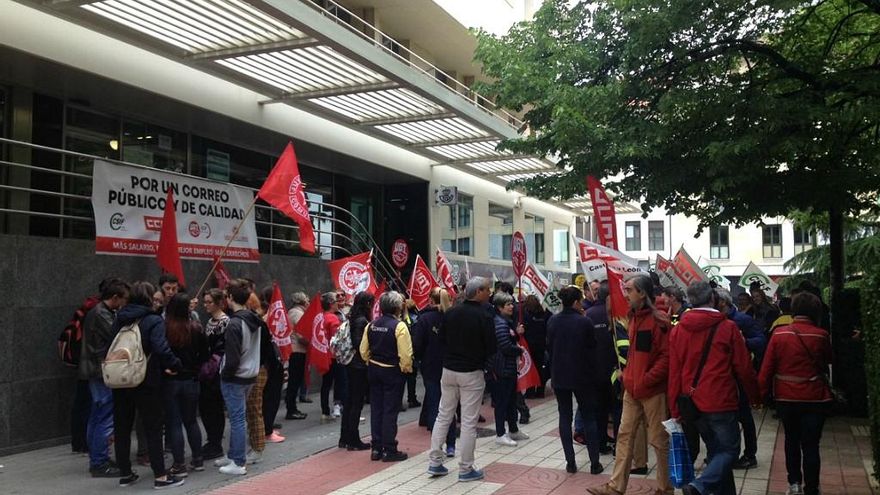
[717,288,767,470]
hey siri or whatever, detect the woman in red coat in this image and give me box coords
[758,292,833,495]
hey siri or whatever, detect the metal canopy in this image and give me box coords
[37,0,592,216]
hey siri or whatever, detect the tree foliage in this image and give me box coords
[474,0,880,230]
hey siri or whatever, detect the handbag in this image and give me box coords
[198,353,222,382]
[676,322,720,424]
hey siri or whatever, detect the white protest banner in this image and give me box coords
[701,264,731,290]
[91,160,259,261]
[573,236,645,282]
[520,262,563,313]
[739,262,779,297]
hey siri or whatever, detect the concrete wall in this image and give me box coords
[0,234,333,456]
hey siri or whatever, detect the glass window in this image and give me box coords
[625,221,641,251]
[553,226,569,265]
[763,224,782,258]
[524,214,545,265]
[191,135,272,189]
[488,202,513,260]
[793,226,814,255]
[121,120,186,173]
[648,220,664,251]
[710,225,729,259]
[440,193,473,256]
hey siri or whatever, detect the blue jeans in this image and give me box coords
[692,411,740,495]
[424,379,456,449]
[163,379,202,465]
[221,380,252,467]
[87,378,114,468]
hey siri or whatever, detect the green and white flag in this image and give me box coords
[701,264,731,290]
[738,262,778,297]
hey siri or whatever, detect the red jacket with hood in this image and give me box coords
[622,307,670,400]
[668,308,759,417]
[758,320,833,403]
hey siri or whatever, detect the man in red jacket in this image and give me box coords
[668,282,759,495]
[589,274,673,495]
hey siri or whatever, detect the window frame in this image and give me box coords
[709,225,730,260]
[762,224,782,258]
[624,221,641,251]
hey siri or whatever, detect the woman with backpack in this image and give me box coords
[163,293,209,477]
[108,281,184,489]
[338,291,373,450]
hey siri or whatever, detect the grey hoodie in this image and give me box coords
[221,309,262,384]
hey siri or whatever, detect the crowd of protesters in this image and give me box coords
[67,268,832,495]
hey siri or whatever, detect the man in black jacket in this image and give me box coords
[426,277,496,482]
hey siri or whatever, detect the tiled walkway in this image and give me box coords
[201,395,880,495]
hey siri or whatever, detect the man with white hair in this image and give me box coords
[426,277,496,482]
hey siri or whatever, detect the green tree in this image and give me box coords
[474,0,880,302]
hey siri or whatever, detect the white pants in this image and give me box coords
[428,369,485,471]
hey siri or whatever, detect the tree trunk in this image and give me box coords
[829,207,845,333]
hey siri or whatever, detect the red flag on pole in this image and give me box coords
[293,293,322,386]
[607,263,629,319]
[672,247,708,287]
[371,280,386,320]
[586,176,619,250]
[408,255,436,310]
[213,256,230,290]
[257,142,316,254]
[435,247,457,298]
[266,283,294,362]
[516,337,541,392]
[156,188,186,286]
[328,251,377,297]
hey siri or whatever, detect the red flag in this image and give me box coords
[328,251,377,297]
[294,294,332,375]
[435,247,458,298]
[213,256,230,290]
[266,283,294,362]
[257,142,316,254]
[371,280,386,320]
[156,188,185,286]
[293,293,322,386]
[672,247,708,287]
[607,264,629,319]
[516,337,541,392]
[408,255,436,310]
[586,176,619,250]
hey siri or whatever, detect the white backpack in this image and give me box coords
[102,319,148,388]
[330,320,356,365]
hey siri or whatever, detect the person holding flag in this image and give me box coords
[489,292,529,447]
[547,285,603,475]
[284,292,310,421]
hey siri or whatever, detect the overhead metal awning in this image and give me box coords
[34,0,595,215]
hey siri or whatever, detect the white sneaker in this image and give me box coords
[495,433,517,447]
[246,450,262,464]
[359,416,366,423]
[213,457,232,467]
[509,431,530,441]
[332,404,342,418]
[786,483,804,495]
[218,463,247,476]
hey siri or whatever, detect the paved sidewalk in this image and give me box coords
[1,390,877,494]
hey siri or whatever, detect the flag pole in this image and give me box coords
[194,194,260,297]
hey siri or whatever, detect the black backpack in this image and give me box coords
[57,296,100,368]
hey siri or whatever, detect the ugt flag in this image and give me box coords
[435,247,458,297]
[266,283,294,362]
[328,251,377,297]
[409,255,436,310]
[257,142,316,254]
[295,294,332,376]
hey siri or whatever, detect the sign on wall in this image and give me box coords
[91,160,259,262]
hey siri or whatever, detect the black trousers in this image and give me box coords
[556,387,600,465]
[368,366,404,452]
[199,378,225,449]
[595,382,613,446]
[340,366,368,445]
[526,339,548,392]
[113,387,166,478]
[404,362,418,402]
[263,359,284,435]
[778,402,829,495]
[321,362,347,415]
[285,353,306,413]
[71,379,91,452]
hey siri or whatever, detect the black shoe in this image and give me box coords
[591,463,604,475]
[347,441,371,451]
[370,449,383,461]
[285,411,307,420]
[299,396,313,403]
[519,416,530,425]
[201,445,224,461]
[119,472,140,487]
[338,440,348,449]
[682,484,701,495]
[382,450,408,462]
[629,466,648,475]
[408,399,421,408]
[90,462,122,478]
[566,462,577,473]
[154,475,185,490]
[732,455,757,469]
